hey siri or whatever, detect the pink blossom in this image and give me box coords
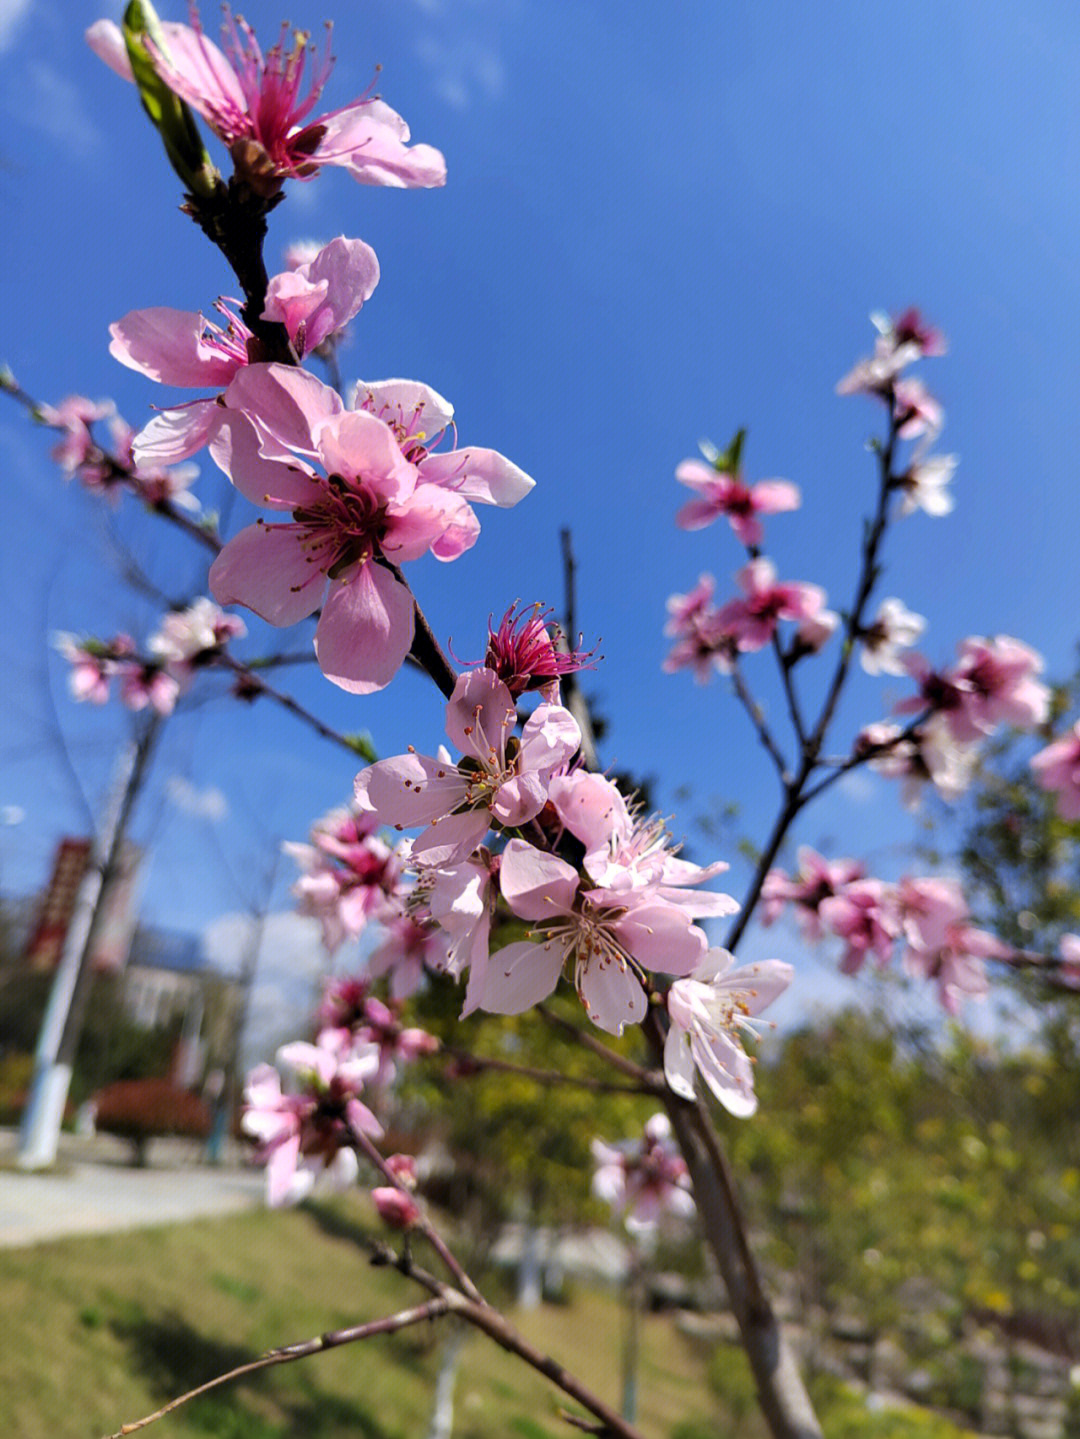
[478,839,707,1034]
[952,636,1049,735]
[206,368,449,692]
[88,11,445,192]
[760,847,864,936]
[284,806,405,953]
[54,633,117,705]
[859,598,926,676]
[372,1185,421,1229]
[325,992,438,1086]
[674,456,800,546]
[899,876,1013,1015]
[896,452,957,517]
[38,395,115,476]
[717,559,828,653]
[836,309,946,397]
[818,879,900,975]
[897,637,1048,746]
[548,771,739,920]
[664,950,792,1116]
[149,597,246,667]
[261,236,380,357]
[354,668,580,865]
[365,914,449,1000]
[477,601,598,701]
[665,573,717,636]
[1031,721,1080,820]
[793,605,839,656]
[116,660,182,716]
[241,1036,382,1206]
[662,575,738,682]
[858,716,977,806]
[892,378,943,440]
[111,239,378,463]
[591,1113,694,1228]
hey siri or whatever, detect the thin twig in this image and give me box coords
[730,660,790,783]
[103,1299,450,1438]
[217,654,368,756]
[535,1004,655,1084]
[350,1126,487,1306]
[559,527,601,772]
[443,1046,662,1095]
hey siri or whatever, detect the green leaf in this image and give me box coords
[711,426,746,474]
[344,732,378,762]
[122,0,219,199]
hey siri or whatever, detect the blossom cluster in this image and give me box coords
[859,633,1049,805]
[242,974,438,1206]
[54,597,245,716]
[665,310,954,683]
[591,1113,694,1231]
[762,849,1016,1014]
[38,393,202,511]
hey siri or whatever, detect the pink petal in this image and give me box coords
[383,486,477,564]
[577,956,647,1035]
[132,400,223,466]
[109,308,243,388]
[314,562,415,694]
[355,751,468,826]
[410,808,492,867]
[150,21,248,123]
[86,20,135,81]
[608,901,706,976]
[443,668,513,760]
[549,772,628,853]
[353,379,454,436]
[752,479,801,515]
[225,364,342,456]
[418,448,534,508]
[675,498,722,531]
[315,410,415,504]
[316,104,447,188]
[477,938,568,1014]
[499,839,578,921]
[209,524,325,625]
[209,411,319,508]
[663,1029,697,1100]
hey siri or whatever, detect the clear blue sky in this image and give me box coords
[2,0,1079,1032]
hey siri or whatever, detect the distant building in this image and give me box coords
[121,924,242,1086]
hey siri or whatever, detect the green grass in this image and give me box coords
[0,1194,976,1439]
[0,1195,712,1439]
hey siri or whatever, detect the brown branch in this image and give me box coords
[535,1004,655,1084]
[559,527,600,771]
[350,1126,487,1306]
[102,1299,451,1438]
[374,1250,646,1439]
[443,1046,662,1095]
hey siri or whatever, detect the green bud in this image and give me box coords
[122,0,220,199]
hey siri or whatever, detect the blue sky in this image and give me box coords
[2,0,1079,1040]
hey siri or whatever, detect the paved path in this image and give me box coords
[0,1128,266,1248]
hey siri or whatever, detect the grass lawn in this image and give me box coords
[0,1193,722,1439]
[0,1192,979,1439]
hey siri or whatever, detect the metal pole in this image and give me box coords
[18,715,162,1169]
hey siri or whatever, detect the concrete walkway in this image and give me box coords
[0,1127,266,1248]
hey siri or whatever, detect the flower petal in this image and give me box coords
[314,562,415,694]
